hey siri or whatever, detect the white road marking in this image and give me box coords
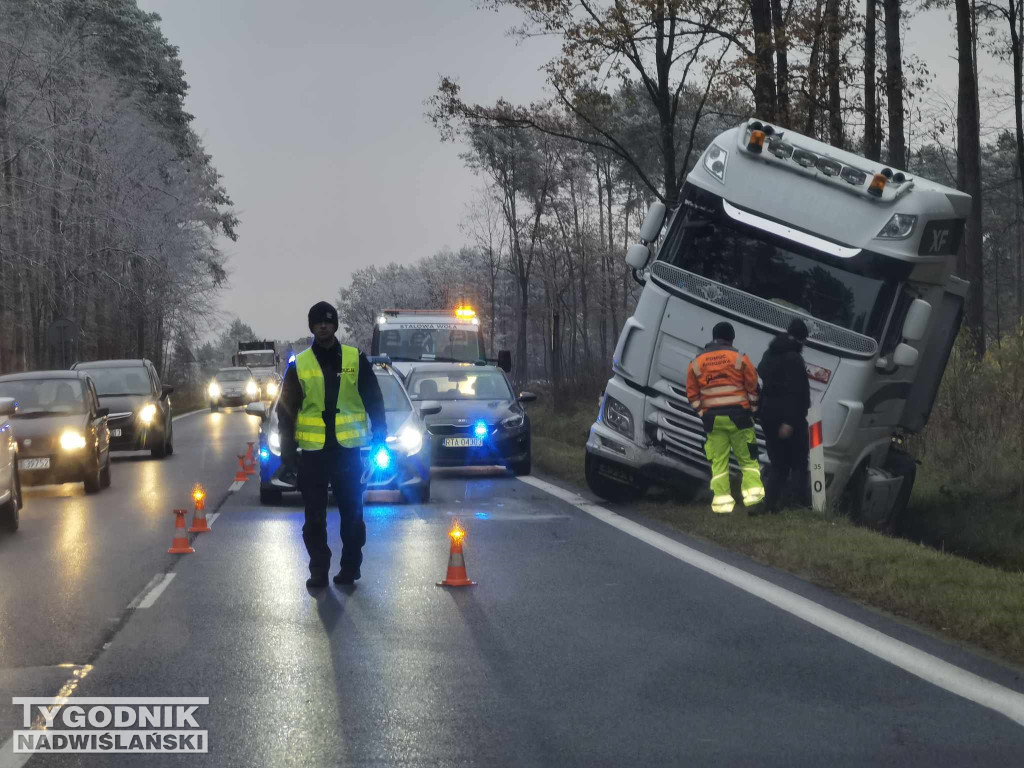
[518,475,1024,728]
[136,573,176,609]
[0,665,93,768]
[171,408,206,422]
[229,480,245,492]
[206,512,220,528]
[0,738,30,768]
[126,573,165,610]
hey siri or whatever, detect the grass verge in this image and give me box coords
[528,403,1024,667]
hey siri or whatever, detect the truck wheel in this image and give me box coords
[585,453,647,503]
[881,450,917,536]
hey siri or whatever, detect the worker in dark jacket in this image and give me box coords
[757,318,812,514]
[277,301,387,589]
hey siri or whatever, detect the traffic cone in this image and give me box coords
[234,455,248,483]
[168,509,195,554]
[244,442,257,475]
[188,485,210,533]
[437,522,475,587]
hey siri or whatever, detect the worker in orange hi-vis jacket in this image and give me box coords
[685,322,765,515]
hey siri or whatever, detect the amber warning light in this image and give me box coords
[192,484,206,511]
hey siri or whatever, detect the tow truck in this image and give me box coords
[232,341,281,400]
[370,307,511,377]
[585,118,969,530]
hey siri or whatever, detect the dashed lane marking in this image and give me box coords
[126,573,165,610]
[206,513,220,528]
[518,475,1024,729]
[228,480,245,493]
[136,573,176,609]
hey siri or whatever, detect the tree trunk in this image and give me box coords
[770,0,790,124]
[955,0,986,356]
[865,0,881,159]
[825,0,844,146]
[750,0,778,120]
[804,0,826,135]
[884,0,906,168]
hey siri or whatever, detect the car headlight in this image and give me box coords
[397,425,423,455]
[60,430,87,451]
[268,430,281,455]
[138,403,157,424]
[208,382,221,398]
[501,412,525,429]
[603,395,634,438]
[266,381,279,397]
[246,380,259,397]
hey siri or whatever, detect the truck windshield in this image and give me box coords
[656,187,910,340]
[241,352,275,368]
[375,328,482,363]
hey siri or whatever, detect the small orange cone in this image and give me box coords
[188,484,210,533]
[168,509,195,554]
[244,442,257,475]
[234,455,248,482]
[437,520,475,587]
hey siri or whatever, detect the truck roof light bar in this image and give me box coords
[868,173,888,197]
[747,130,766,154]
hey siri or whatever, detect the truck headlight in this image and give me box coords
[397,425,423,455]
[246,380,259,397]
[208,382,221,398]
[268,430,281,455]
[703,144,728,183]
[138,404,157,424]
[265,381,279,397]
[60,430,87,451]
[603,395,634,439]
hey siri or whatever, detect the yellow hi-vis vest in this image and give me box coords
[294,345,370,450]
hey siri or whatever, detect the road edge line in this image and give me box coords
[136,573,176,609]
[518,474,1024,728]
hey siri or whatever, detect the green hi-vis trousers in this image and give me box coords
[703,414,765,514]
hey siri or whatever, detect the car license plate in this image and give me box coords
[110,428,122,437]
[19,458,50,471]
[443,438,483,448]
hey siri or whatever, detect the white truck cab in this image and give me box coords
[586,119,969,528]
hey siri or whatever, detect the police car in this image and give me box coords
[247,361,433,504]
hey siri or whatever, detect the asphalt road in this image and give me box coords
[2,409,1024,766]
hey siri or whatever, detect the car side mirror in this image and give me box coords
[497,350,512,373]
[901,299,932,342]
[418,400,442,416]
[96,407,109,418]
[161,385,174,399]
[245,402,268,419]
[0,397,16,417]
[892,343,919,368]
[518,391,538,403]
[625,243,650,270]
[639,201,667,242]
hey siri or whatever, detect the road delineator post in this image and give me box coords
[234,456,249,483]
[168,509,195,554]
[188,484,210,533]
[437,520,475,587]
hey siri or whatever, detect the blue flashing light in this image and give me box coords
[373,447,392,470]
[288,354,296,364]
[260,447,270,462]
[473,420,488,439]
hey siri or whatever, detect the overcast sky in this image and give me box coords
[137,1,992,343]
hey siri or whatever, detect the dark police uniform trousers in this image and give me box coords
[298,446,366,575]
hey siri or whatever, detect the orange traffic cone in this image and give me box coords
[437,521,475,587]
[188,485,210,533]
[244,442,257,475]
[234,456,248,482]
[168,509,195,554]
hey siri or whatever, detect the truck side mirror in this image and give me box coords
[625,244,651,270]
[893,343,919,368]
[639,201,667,242]
[497,350,512,373]
[901,299,932,341]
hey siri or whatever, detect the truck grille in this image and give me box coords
[646,381,768,477]
[650,261,878,357]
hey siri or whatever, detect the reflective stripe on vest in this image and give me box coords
[294,346,370,449]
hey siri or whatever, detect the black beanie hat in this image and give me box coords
[308,301,338,331]
[712,321,735,342]
[787,318,809,341]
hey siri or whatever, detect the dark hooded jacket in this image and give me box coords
[757,334,811,426]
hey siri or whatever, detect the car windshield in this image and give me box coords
[216,370,250,382]
[406,370,512,401]
[375,374,412,413]
[656,186,911,340]
[82,367,151,396]
[240,352,275,368]
[376,327,483,363]
[0,379,86,415]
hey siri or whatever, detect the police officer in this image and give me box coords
[686,322,765,514]
[277,301,387,589]
[758,318,812,514]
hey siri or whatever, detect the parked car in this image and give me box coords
[208,367,259,411]
[0,371,111,494]
[71,359,173,458]
[404,363,535,475]
[248,361,436,504]
[0,396,22,531]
